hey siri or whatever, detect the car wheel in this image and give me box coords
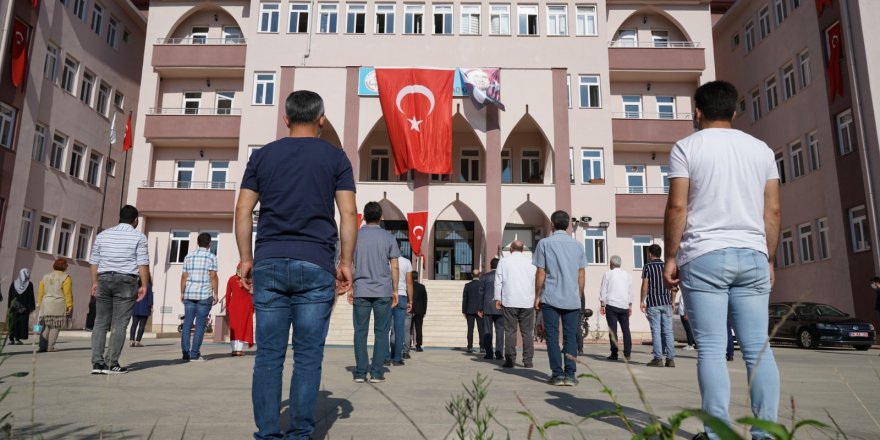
[797,328,819,349]
[854,345,871,351]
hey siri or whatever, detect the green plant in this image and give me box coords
[445,373,510,440]
[0,335,30,439]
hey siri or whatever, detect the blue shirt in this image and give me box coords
[241,137,356,275]
[533,231,587,310]
[183,248,218,300]
[353,225,400,298]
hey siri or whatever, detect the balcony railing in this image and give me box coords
[156,38,246,45]
[148,107,243,116]
[611,112,693,120]
[615,186,669,195]
[140,181,237,190]
[608,41,700,48]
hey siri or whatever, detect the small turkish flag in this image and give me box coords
[816,0,832,16]
[122,113,133,151]
[826,22,843,101]
[407,212,428,258]
[376,68,454,175]
[357,213,363,226]
[10,19,28,88]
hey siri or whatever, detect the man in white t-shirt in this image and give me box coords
[387,255,413,365]
[663,80,780,440]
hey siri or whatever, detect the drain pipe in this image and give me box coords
[841,1,880,273]
[0,0,15,75]
[301,0,316,66]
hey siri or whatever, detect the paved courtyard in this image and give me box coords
[2,335,879,439]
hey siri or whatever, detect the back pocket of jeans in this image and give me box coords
[253,262,275,293]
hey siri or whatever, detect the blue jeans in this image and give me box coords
[541,305,580,379]
[646,305,675,360]
[251,258,335,440]
[680,248,779,440]
[388,295,408,361]
[352,296,391,379]
[181,297,213,358]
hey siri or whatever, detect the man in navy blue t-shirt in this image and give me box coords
[235,90,357,440]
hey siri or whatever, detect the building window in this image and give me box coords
[578,75,600,108]
[223,26,243,44]
[44,45,58,81]
[376,4,395,34]
[90,2,104,34]
[517,5,538,36]
[50,133,67,170]
[19,210,33,248]
[569,146,574,183]
[660,165,670,193]
[744,21,755,52]
[32,124,47,162]
[216,91,234,115]
[751,89,762,121]
[489,4,510,35]
[622,95,641,118]
[782,64,796,100]
[774,0,788,24]
[0,104,15,150]
[798,223,814,263]
[799,51,811,87]
[651,30,669,47]
[657,96,675,119]
[566,74,571,108]
[460,4,480,35]
[74,0,88,21]
[96,82,110,116]
[738,99,746,114]
[625,165,645,193]
[75,225,92,260]
[520,150,542,182]
[346,3,366,33]
[80,70,95,106]
[616,29,637,47]
[837,109,855,155]
[61,57,79,94]
[807,131,820,171]
[575,5,597,36]
[430,173,450,182]
[765,77,778,111]
[319,3,339,33]
[289,3,310,33]
[632,235,653,269]
[122,28,130,43]
[432,4,453,34]
[731,32,740,48]
[581,149,603,183]
[210,161,230,189]
[57,220,74,257]
[259,2,281,32]
[501,150,512,183]
[69,143,85,179]
[780,229,794,266]
[790,141,804,179]
[254,73,276,105]
[546,5,567,36]
[106,158,116,176]
[183,91,201,114]
[176,160,195,188]
[459,149,480,182]
[849,205,871,252]
[114,91,124,108]
[107,16,118,47]
[759,6,771,39]
[405,4,425,34]
[37,215,55,253]
[817,217,830,259]
[87,151,102,186]
[169,231,190,263]
[584,228,606,264]
[190,26,209,44]
[774,151,786,184]
[370,148,390,181]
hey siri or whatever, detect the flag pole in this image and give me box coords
[119,149,129,209]
[98,112,117,230]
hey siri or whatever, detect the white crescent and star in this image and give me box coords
[395,85,435,132]
[412,225,425,240]
[831,35,839,49]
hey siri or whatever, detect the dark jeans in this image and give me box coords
[605,305,632,357]
[353,296,391,379]
[251,258,335,440]
[130,315,149,341]
[90,273,138,365]
[681,316,696,347]
[388,296,408,361]
[482,313,504,354]
[465,313,484,349]
[502,307,535,364]
[542,306,579,379]
[86,301,96,330]
[411,314,425,347]
[181,297,212,358]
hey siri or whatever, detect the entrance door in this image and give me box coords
[435,248,453,280]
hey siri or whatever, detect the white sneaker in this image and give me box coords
[683,345,695,351]
[190,356,207,362]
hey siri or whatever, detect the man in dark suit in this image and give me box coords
[479,258,504,360]
[462,269,484,353]
[410,272,428,352]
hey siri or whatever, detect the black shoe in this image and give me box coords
[495,351,503,360]
[91,363,108,375]
[606,354,619,361]
[105,363,128,374]
[624,355,631,361]
[402,353,411,359]
[466,347,474,353]
[415,347,424,352]
[726,355,734,362]
[647,358,664,367]
[523,361,533,368]
[483,353,494,359]
[502,358,514,368]
[391,360,405,366]
[383,360,392,366]
[182,353,191,362]
[479,348,486,353]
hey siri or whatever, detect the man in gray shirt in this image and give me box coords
[349,202,399,383]
[534,211,586,386]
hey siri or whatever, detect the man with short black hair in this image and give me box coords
[89,205,151,375]
[235,90,357,439]
[180,232,219,362]
[410,272,428,352]
[462,268,484,353]
[478,258,503,360]
[641,244,675,368]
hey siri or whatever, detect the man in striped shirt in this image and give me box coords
[641,244,675,367]
[89,205,151,375]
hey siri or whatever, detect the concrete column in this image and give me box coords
[485,106,502,267]
[275,67,296,139]
[551,68,572,214]
[343,67,361,176]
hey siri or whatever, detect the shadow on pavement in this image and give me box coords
[18,422,127,439]
[127,357,189,371]
[278,391,354,439]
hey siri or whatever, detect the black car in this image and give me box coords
[769,302,876,350]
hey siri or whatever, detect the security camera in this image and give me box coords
[580,216,592,223]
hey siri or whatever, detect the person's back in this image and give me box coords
[495,252,537,308]
[353,226,398,297]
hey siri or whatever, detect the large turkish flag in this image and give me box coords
[10,19,28,88]
[407,211,428,258]
[826,22,843,101]
[376,68,454,175]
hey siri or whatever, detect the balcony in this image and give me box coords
[608,41,705,81]
[611,113,694,151]
[137,181,237,217]
[615,187,668,224]
[144,108,241,147]
[152,39,246,78]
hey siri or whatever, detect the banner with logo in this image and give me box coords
[407,212,429,258]
[459,68,505,110]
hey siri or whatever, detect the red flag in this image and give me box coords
[375,68,454,175]
[32,0,39,9]
[10,19,28,88]
[407,212,428,258]
[826,22,843,101]
[816,0,832,16]
[357,213,363,226]
[122,113,133,151]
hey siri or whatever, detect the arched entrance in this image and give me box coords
[321,118,342,148]
[429,201,485,280]
[501,114,553,184]
[501,201,551,257]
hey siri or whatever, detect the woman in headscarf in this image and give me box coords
[7,268,35,345]
[37,258,73,352]
[226,263,254,356]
